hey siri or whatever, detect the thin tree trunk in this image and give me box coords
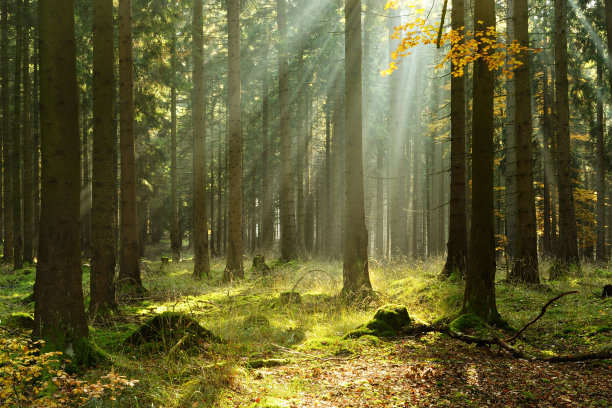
[342,0,372,300]
[80,94,91,260]
[193,0,210,279]
[553,0,579,276]
[35,0,91,363]
[324,94,331,258]
[117,0,142,289]
[1,0,12,263]
[13,0,23,270]
[462,0,500,323]
[22,0,33,264]
[278,0,297,261]
[296,46,306,255]
[90,0,117,315]
[170,34,180,263]
[598,13,610,261]
[261,46,273,252]
[32,40,40,253]
[224,0,243,280]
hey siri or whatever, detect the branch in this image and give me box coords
[506,291,578,344]
[436,0,448,48]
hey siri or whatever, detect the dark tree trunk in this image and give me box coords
[170,34,180,263]
[13,0,23,270]
[1,0,12,263]
[22,0,34,264]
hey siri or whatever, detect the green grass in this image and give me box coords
[1,252,610,407]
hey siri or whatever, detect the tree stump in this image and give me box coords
[252,254,271,276]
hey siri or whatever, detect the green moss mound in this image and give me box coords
[449,313,484,332]
[6,312,34,329]
[124,312,221,352]
[343,304,411,339]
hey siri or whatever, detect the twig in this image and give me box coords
[506,291,578,344]
[436,0,448,48]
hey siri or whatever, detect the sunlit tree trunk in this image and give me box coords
[324,94,332,258]
[90,0,117,315]
[552,0,578,276]
[330,63,345,259]
[442,0,468,277]
[224,0,243,280]
[35,0,91,362]
[462,0,500,323]
[33,42,40,252]
[504,0,517,261]
[216,127,223,255]
[278,0,297,261]
[296,46,306,255]
[342,0,372,300]
[193,0,210,279]
[509,0,539,283]
[13,0,23,270]
[541,64,553,257]
[170,34,180,263]
[209,125,215,256]
[117,0,142,289]
[595,60,607,262]
[387,7,408,257]
[22,0,33,264]
[1,0,12,263]
[260,46,274,252]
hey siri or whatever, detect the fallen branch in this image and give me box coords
[506,291,578,344]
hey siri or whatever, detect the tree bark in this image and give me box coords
[462,0,500,323]
[342,0,373,300]
[442,0,468,277]
[90,0,117,315]
[1,0,12,264]
[170,34,180,263]
[22,0,33,264]
[278,0,297,262]
[509,0,539,283]
[13,0,24,270]
[553,0,579,276]
[260,45,274,252]
[224,0,243,280]
[117,0,142,289]
[35,0,91,363]
[193,0,210,279]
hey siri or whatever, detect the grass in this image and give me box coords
[1,250,610,407]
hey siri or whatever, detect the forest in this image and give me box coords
[0,0,611,406]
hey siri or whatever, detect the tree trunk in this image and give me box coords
[33,41,40,253]
[80,94,91,260]
[296,47,306,255]
[342,0,372,300]
[170,34,180,263]
[90,0,117,315]
[22,0,34,264]
[553,0,579,276]
[13,0,23,270]
[509,0,539,283]
[260,46,273,252]
[324,94,331,258]
[462,0,500,323]
[442,0,468,277]
[193,0,210,279]
[541,65,553,257]
[35,0,91,363]
[277,0,297,261]
[600,3,612,261]
[1,0,12,263]
[117,0,142,289]
[224,0,243,280]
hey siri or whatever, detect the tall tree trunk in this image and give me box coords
[552,0,579,276]
[13,0,23,270]
[209,125,215,256]
[462,0,500,323]
[216,128,222,255]
[33,40,40,253]
[595,60,607,262]
[442,0,468,277]
[324,94,331,258]
[541,64,553,257]
[260,46,273,252]
[35,0,91,363]
[277,0,296,261]
[117,0,142,289]
[22,0,33,264]
[1,0,12,263]
[330,62,345,260]
[193,0,210,279]
[375,143,384,257]
[509,0,539,283]
[296,47,306,255]
[90,0,117,315]
[170,34,180,263]
[80,94,91,260]
[342,0,372,300]
[224,0,243,280]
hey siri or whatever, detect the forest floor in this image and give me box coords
[1,243,611,407]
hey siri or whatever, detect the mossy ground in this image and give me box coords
[1,247,610,407]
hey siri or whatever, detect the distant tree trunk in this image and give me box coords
[170,34,180,263]
[296,47,306,255]
[80,94,91,260]
[388,7,408,257]
[193,0,210,279]
[33,41,40,252]
[595,60,607,262]
[508,0,539,283]
[22,0,33,264]
[552,0,579,276]
[224,0,243,280]
[117,0,142,289]
[260,46,273,252]
[441,0,468,277]
[541,65,553,257]
[216,129,222,255]
[1,0,12,263]
[90,0,117,315]
[375,143,384,257]
[330,56,345,260]
[13,0,23,270]
[342,0,372,300]
[462,0,500,323]
[324,94,331,258]
[277,0,297,262]
[209,126,215,256]
[35,0,91,363]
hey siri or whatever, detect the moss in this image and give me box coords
[6,312,34,329]
[246,358,292,369]
[449,313,484,332]
[278,291,302,306]
[242,314,271,330]
[343,304,412,339]
[249,397,291,408]
[124,312,221,353]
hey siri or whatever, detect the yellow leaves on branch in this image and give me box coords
[381,11,537,79]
